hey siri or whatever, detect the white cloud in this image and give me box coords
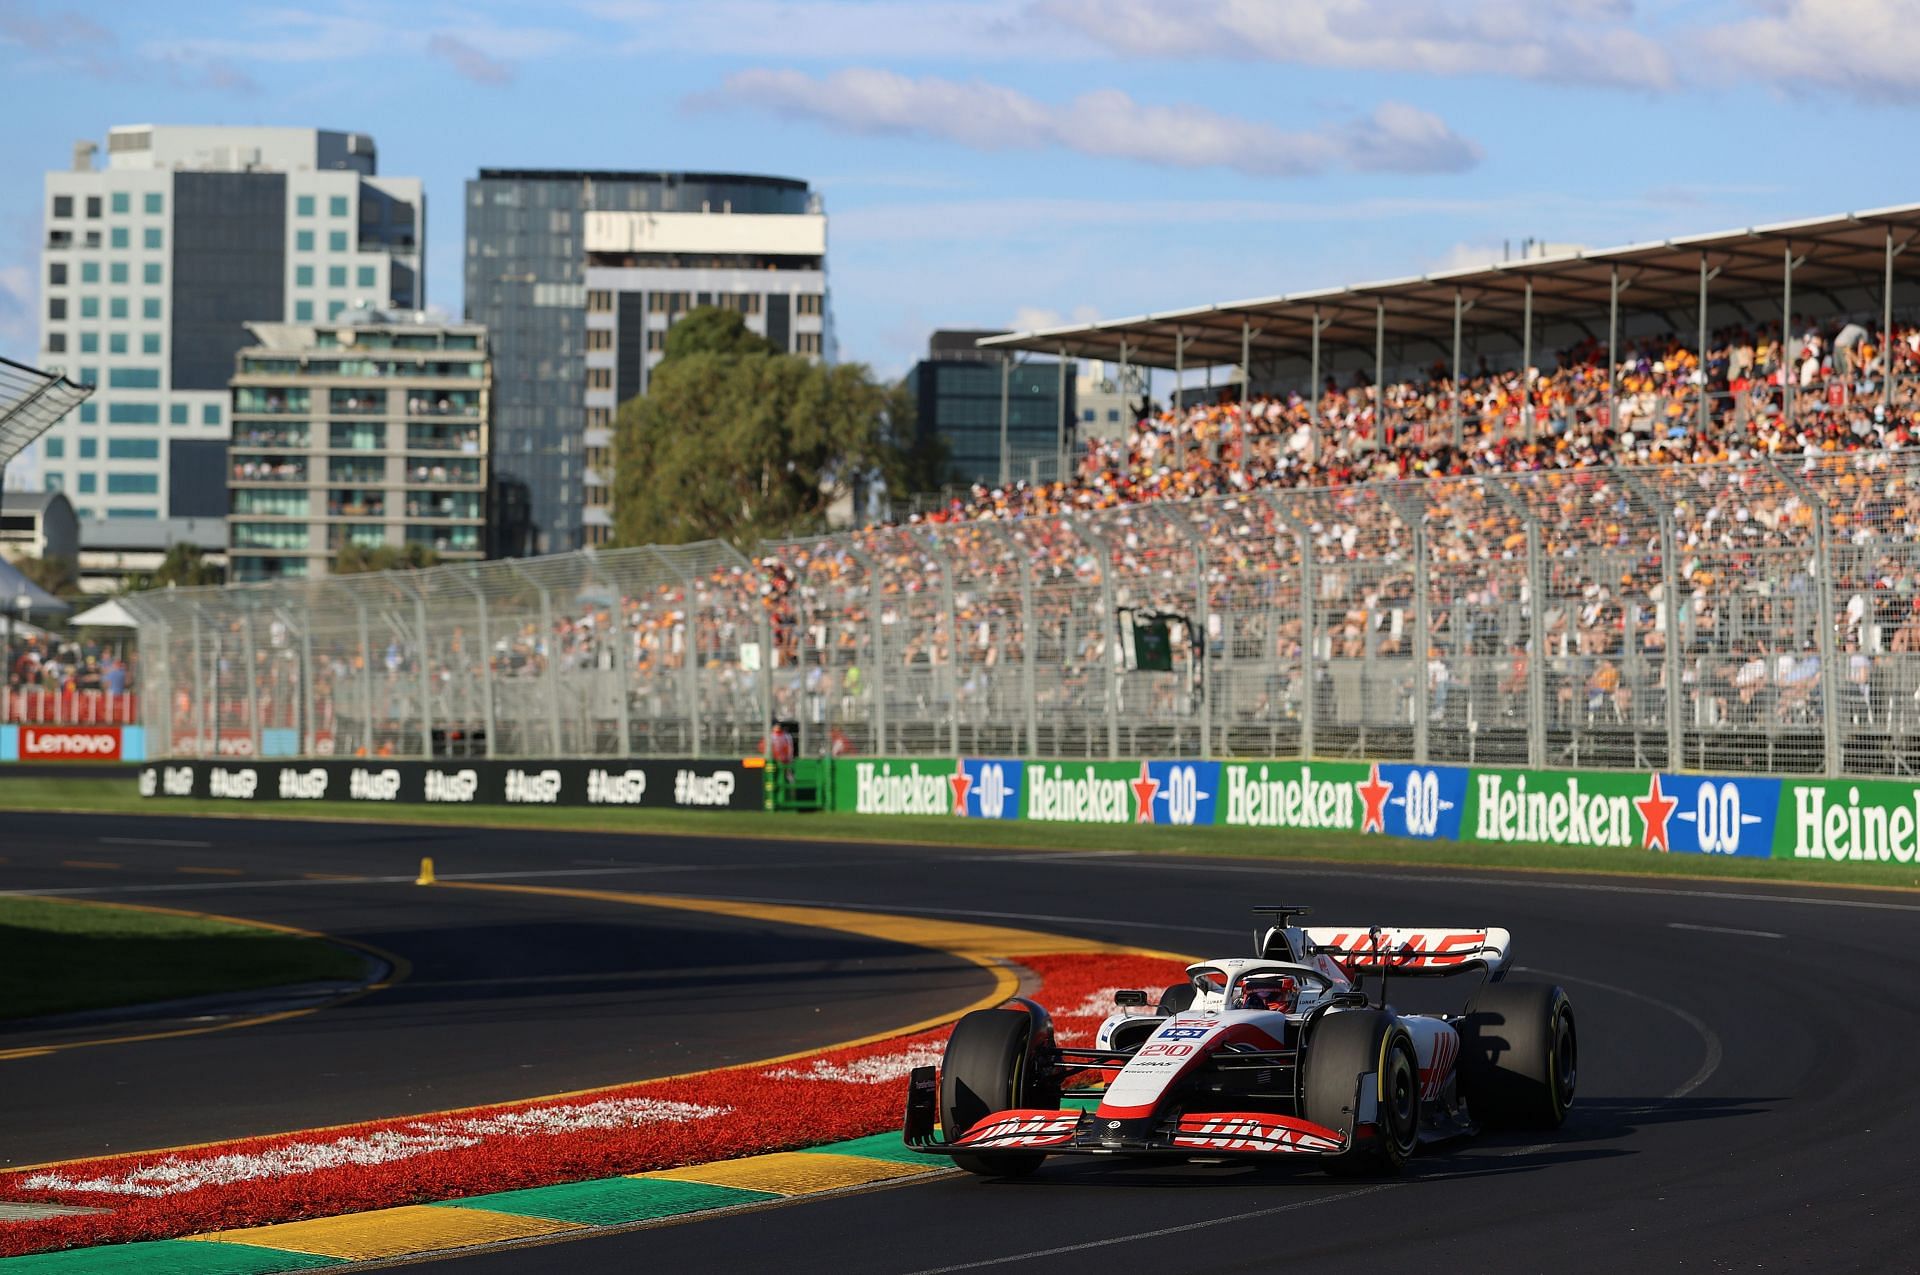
[152,6,574,67]
[697,69,1481,177]
[428,32,514,85]
[1011,303,1102,331]
[1032,0,1676,90]
[1699,0,1920,101]
[581,0,1034,59]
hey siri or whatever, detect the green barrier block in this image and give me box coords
[0,1240,339,1274]
[435,1176,774,1226]
[799,1132,934,1165]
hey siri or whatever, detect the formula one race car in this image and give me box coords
[904,906,1575,1177]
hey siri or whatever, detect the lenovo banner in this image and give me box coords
[19,725,124,762]
[139,758,764,811]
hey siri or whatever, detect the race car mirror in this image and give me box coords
[1113,989,1149,1008]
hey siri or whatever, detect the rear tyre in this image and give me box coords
[1457,982,1577,1129]
[941,1009,1047,1178]
[1301,1009,1419,1176]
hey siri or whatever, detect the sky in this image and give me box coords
[4,0,1920,381]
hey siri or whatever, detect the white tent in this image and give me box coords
[70,598,139,629]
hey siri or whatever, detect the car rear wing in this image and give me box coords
[1301,926,1511,978]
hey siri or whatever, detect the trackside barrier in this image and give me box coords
[829,757,1920,869]
[137,757,764,811]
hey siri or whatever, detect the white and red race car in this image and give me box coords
[905,906,1576,1177]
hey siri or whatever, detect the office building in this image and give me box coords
[905,331,1074,488]
[1076,358,1149,446]
[36,125,424,525]
[226,313,488,582]
[0,491,79,564]
[464,171,827,551]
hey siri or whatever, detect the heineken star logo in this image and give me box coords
[1357,764,1392,834]
[1635,773,1678,852]
[1131,761,1159,824]
[949,767,971,817]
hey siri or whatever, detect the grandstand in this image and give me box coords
[119,205,1920,780]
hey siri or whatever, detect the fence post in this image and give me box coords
[394,577,434,759]
[240,603,260,760]
[845,545,887,756]
[986,524,1036,757]
[189,606,208,757]
[1075,523,1122,759]
[355,601,374,757]
[934,537,962,757]
[1525,522,1547,770]
[1810,505,1842,778]
[1659,514,1685,771]
[462,571,498,758]
[646,549,695,756]
[1413,521,1430,765]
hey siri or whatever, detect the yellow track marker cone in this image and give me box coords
[415,856,436,886]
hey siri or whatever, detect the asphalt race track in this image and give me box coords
[5,810,1920,1272]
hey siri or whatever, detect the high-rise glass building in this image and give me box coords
[35,126,424,527]
[463,171,826,552]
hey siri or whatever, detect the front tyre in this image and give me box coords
[1301,1009,1420,1176]
[1457,982,1577,1129]
[941,1008,1047,1178]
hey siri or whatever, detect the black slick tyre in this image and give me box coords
[1457,982,1577,1129]
[1301,1009,1419,1176]
[941,1008,1047,1178]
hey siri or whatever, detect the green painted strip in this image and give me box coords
[1063,1093,1102,1112]
[0,1240,339,1274]
[799,1131,933,1165]
[436,1176,775,1226]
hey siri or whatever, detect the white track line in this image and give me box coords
[895,1184,1398,1274]
[1667,921,1783,939]
[1517,965,1723,1102]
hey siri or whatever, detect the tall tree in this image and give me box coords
[334,542,440,574]
[661,306,773,361]
[129,543,224,590]
[614,352,906,546]
[9,555,81,598]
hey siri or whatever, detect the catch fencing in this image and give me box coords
[121,451,1920,778]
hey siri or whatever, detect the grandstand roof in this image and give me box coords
[979,202,1920,370]
[0,356,93,472]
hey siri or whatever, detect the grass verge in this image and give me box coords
[0,776,1916,891]
[0,895,369,1021]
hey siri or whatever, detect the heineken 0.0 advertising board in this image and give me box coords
[826,756,1920,869]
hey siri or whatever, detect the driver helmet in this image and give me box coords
[1240,976,1298,1013]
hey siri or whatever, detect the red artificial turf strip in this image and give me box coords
[0,953,1190,1256]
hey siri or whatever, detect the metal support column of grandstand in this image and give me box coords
[1372,301,1387,451]
[1451,290,1467,447]
[997,352,1012,487]
[1055,347,1069,483]
[1698,254,1721,436]
[1887,227,1909,417]
[1783,243,1804,428]
[1607,265,1621,428]
[1240,321,1254,416]
[1520,278,1535,444]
